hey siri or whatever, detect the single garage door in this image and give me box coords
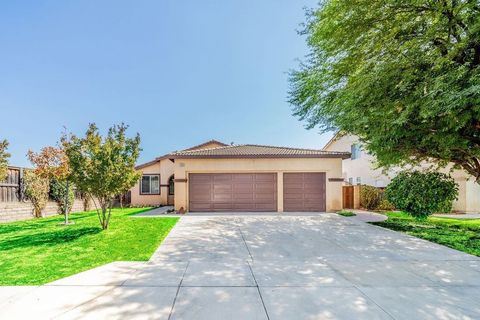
[189,173,277,212]
[283,173,326,212]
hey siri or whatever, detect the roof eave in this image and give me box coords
[170,154,351,160]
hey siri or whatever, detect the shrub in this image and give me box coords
[376,198,395,211]
[50,178,75,214]
[337,210,356,217]
[360,185,382,210]
[23,170,50,218]
[385,171,458,219]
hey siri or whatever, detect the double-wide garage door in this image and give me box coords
[189,173,277,212]
[189,172,326,212]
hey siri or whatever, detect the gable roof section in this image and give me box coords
[135,139,228,169]
[170,144,350,159]
[183,140,228,151]
[322,131,345,151]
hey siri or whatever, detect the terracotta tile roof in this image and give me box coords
[169,144,351,159]
[183,139,228,151]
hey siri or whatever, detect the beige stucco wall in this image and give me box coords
[324,135,393,187]
[326,134,480,213]
[130,159,174,206]
[173,158,343,212]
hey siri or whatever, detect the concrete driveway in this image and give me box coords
[1,213,480,319]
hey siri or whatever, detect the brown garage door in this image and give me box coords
[189,173,277,212]
[283,173,326,212]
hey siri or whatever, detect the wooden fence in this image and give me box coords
[0,166,23,202]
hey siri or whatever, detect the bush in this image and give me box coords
[376,198,395,211]
[23,170,49,218]
[385,171,458,219]
[337,210,356,217]
[50,178,75,214]
[360,185,382,210]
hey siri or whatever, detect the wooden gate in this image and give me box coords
[342,186,354,209]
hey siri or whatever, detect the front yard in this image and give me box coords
[372,212,480,257]
[0,208,178,285]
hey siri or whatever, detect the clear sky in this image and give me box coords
[0,0,331,167]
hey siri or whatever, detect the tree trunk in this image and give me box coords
[64,181,70,224]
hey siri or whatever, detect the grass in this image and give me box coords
[337,210,356,217]
[371,211,480,257]
[0,207,178,285]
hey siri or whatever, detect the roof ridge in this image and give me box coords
[243,144,326,152]
[170,144,238,155]
[182,139,228,151]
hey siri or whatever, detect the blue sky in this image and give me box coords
[0,0,331,167]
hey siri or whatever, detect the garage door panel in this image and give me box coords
[190,203,213,211]
[232,174,254,182]
[283,173,326,212]
[213,186,233,193]
[190,174,212,182]
[303,194,324,200]
[255,174,276,182]
[189,173,277,212]
[253,203,277,210]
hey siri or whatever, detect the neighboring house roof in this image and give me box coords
[169,144,350,159]
[183,139,229,151]
[322,131,345,151]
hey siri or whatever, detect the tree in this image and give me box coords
[50,178,75,215]
[23,170,49,218]
[27,146,73,224]
[385,171,458,218]
[0,139,10,181]
[62,123,141,230]
[289,1,480,181]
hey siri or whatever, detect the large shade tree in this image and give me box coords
[62,123,141,230]
[289,1,480,180]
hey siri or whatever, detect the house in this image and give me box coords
[130,140,350,212]
[323,133,480,213]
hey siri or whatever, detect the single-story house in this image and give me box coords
[323,133,480,213]
[130,140,350,212]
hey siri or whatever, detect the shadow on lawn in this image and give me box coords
[0,227,101,251]
[0,213,97,235]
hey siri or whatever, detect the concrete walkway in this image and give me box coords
[1,213,480,319]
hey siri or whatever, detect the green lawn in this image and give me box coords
[372,212,480,257]
[0,208,178,285]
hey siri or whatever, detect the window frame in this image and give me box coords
[351,144,361,160]
[140,174,160,195]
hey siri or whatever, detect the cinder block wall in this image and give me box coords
[0,199,84,223]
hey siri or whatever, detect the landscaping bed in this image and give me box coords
[371,212,480,257]
[0,207,178,285]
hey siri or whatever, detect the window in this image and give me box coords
[168,175,175,195]
[351,144,361,160]
[356,177,361,185]
[140,175,160,195]
[348,177,353,185]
